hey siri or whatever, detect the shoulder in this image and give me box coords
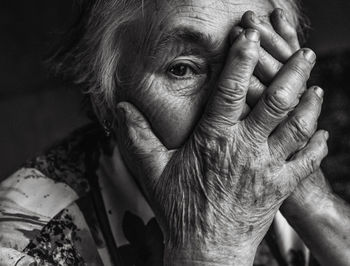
[23,198,105,266]
[23,123,105,196]
[0,167,80,265]
[0,123,106,264]
[0,167,80,247]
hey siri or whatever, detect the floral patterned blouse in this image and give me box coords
[0,123,320,266]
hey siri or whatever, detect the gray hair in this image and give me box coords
[50,0,308,114]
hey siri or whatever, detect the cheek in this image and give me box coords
[124,74,209,149]
[150,95,205,149]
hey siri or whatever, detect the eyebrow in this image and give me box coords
[152,26,226,56]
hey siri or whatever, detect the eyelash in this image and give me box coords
[166,58,206,80]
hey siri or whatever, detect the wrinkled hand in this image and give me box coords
[233,9,303,116]
[238,12,350,266]
[115,26,328,265]
[238,9,332,215]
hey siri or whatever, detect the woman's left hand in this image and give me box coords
[241,9,350,266]
[239,8,328,213]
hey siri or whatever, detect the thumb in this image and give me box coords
[115,102,170,189]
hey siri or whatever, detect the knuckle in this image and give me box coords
[303,135,329,174]
[231,82,247,97]
[305,153,320,174]
[289,62,310,81]
[289,116,314,141]
[265,87,293,114]
[218,82,246,105]
[236,45,259,61]
[219,76,246,94]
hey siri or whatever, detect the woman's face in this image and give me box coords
[117,0,273,149]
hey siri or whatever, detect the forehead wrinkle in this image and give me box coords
[222,0,274,13]
[153,26,225,57]
[145,0,274,57]
[161,0,272,14]
[157,6,228,31]
[155,0,274,32]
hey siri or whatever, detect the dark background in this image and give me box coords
[1,0,350,185]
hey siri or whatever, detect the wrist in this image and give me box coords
[281,185,334,224]
[281,169,333,221]
[164,242,257,266]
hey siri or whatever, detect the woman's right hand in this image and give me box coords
[115,28,328,265]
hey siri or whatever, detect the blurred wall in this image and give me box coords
[0,1,88,179]
[1,1,350,179]
[305,0,350,52]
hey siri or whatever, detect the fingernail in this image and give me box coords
[250,12,260,24]
[245,29,260,42]
[314,86,324,98]
[278,9,287,21]
[302,49,316,64]
[324,131,329,140]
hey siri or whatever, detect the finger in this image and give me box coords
[247,75,266,107]
[269,86,324,159]
[255,47,283,84]
[244,48,316,141]
[115,102,171,188]
[203,28,260,128]
[282,130,329,194]
[241,10,293,62]
[228,26,244,44]
[230,26,282,84]
[270,8,300,52]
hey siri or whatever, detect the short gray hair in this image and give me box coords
[50,0,308,113]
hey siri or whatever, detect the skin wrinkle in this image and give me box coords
[156,1,272,41]
[112,2,329,264]
[149,1,271,63]
[160,124,272,248]
[119,0,277,150]
[52,0,303,116]
[36,2,349,263]
[157,0,271,21]
[104,0,303,153]
[154,28,224,60]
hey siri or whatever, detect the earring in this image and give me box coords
[103,119,112,137]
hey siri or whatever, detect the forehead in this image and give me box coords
[150,0,273,41]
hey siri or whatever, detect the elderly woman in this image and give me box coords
[1,0,350,265]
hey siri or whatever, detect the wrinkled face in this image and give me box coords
[117,0,273,149]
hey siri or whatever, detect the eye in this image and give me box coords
[166,59,203,80]
[168,63,196,78]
